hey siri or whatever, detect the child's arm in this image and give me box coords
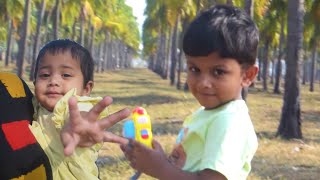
[61,96,130,156]
[121,139,226,180]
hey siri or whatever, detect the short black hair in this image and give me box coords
[183,4,259,66]
[34,39,94,87]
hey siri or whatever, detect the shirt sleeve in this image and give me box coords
[199,113,252,179]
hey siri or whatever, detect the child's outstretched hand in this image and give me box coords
[61,96,130,156]
[120,139,169,178]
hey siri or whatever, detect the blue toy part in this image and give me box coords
[123,120,135,139]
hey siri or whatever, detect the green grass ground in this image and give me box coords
[2,63,319,179]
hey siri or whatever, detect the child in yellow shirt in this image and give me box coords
[30,39,129,180]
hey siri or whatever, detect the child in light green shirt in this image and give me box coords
[121,5,259,180]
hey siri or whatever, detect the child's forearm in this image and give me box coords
[155,162,192,180]
[154,162,226,180]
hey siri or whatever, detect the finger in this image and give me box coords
[87,96,113,122]
[152,139,163,151]
[103,131,128,145]
[128,138,134,149]
[64,142,76,156]
[98,108,130,129]
[130,139,143,149]
[68,96,81,125]
[62,135,78,156]
[86,128,104,143]
[120,144,126,152]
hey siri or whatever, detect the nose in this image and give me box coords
[48,74,61,87]
[198,75,213,89]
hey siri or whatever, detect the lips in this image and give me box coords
[199,92,215,96]
[46,91,61,98]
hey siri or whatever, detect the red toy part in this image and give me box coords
[133,107,145,115]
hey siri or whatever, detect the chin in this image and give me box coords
[202,103,218,110]
[204,106,217,110]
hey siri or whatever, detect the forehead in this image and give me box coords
[186,52,238,66]
[39,51,80,68]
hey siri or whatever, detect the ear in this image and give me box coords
[83,80,94,96]
[241,65,259,87]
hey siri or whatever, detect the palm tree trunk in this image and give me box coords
[257,47,263,81]
[17,0,31,77]
[309,43,317,92]
[30,0,46,81]
[5,19,13,67]
[302,59,307,85]
[277,0,304,139]
[44,9,53,42]
[103,31,109,72]
[160,33,167,78]
[270,59,275,84]
[245,0,254,17]
[242,0,254,100]
[177,19,188,90]
[53,0,60,39]
[170,17,179,85]
[274,17,285,94]
[72,19,77,41]
[309,25,319,92]
[90,25,95,56]
[262,39,270,91]
[80,5,85,46]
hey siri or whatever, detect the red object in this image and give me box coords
[133,107,145,115]
[140,129,149,139]
[2,120,37,150]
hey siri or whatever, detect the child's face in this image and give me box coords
[34,51,93,111]
[186,52,255,110]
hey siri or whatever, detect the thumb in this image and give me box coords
[64,143,76,156]
[61,132,78,156]
[152,139,163,152]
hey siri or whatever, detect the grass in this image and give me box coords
[1,61,319,180]
[92,69,320,180]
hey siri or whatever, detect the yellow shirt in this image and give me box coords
[30,89,107,180]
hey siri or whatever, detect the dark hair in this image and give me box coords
[183,4,259,66]
[34,39,94,87]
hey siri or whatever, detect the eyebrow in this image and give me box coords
[39,65,75,70]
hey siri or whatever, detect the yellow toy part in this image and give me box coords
[132,107,153,148]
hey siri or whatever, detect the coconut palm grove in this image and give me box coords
[0,0,319,179]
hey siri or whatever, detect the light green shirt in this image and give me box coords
[30,89,107,180]
[170,100,258,180]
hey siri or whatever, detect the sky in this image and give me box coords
[125,0,146,50]
[125,0,146,34]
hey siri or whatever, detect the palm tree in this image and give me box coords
[308,0,320,92]
[165,0,196,86]
[277,0,304,139]
[16,0,31,77]
[3,0,24,67]
[30,0,46,81]
[241,0,254,100]
[52,0,60,39]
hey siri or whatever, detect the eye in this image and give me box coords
[39,73,50,78]
[188,66,199,73]
[212,69,226,76]
[62,73,72,78]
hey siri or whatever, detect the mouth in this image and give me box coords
[46,91,62,98]
[199,92,215,96]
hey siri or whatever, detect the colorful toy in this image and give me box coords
[123,107,153,180]
[123,107,153,148]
